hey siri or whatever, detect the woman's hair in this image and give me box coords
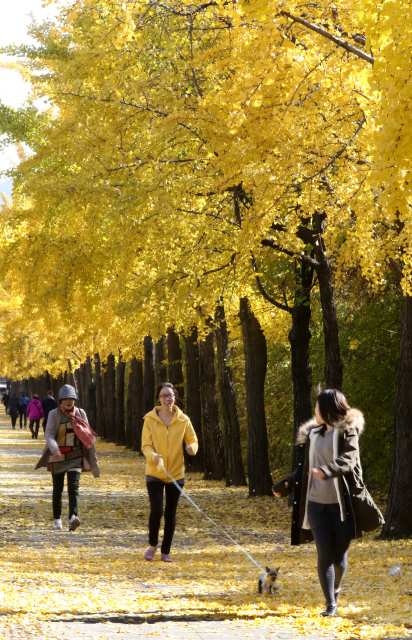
[33,394,39,400]
[157,382,178,400]
[316,389,350,426]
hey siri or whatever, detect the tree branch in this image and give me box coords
[280,10,374,65]
[251,255,291,313]
[261,237,320,268]
[388,257,404,285]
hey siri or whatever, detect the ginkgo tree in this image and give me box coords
[1,0,412,531]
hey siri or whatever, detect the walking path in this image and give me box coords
[0,411,409,639]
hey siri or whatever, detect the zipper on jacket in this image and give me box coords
[166,426,169,475]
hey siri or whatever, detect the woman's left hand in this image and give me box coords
[186,444,195,455]
[311,467,326,480]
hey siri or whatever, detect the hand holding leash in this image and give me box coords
[154,454,163,467]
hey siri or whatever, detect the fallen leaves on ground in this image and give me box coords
[0,418,411,639]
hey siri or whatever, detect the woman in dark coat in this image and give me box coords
[273,389,383,618]
[8,393,20,429]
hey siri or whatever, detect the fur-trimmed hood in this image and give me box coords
[296,408,365,445]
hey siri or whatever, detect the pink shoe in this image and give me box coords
[144,547,157,561]
[161,554,173,562]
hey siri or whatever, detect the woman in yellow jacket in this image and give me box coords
[142,382,198,562]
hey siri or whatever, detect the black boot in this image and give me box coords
[321,604,338,617]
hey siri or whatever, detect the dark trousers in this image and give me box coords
[29,419,40,438]
[307,501,351,606]
[147,481,182,554]
[52,471,81,520]
[19,409,27,428]
[11,415,17,428]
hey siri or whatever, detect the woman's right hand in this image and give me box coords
[52,448,62,461]
[273,481,288,497]
[154,454,163,466]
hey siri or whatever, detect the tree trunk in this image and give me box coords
[199,332,225,481]
[74,369,83,408]
[167,327,185,409]
[143,336,156,416]
[115,353,126,445]
[105,354,117,442]
[94,353,106,439]
[45,372,52,394]
[134,357,144,452]
[67,359,76,389]
[126,357,144,451]
[86,356,97,433]
[80,363,90,418]
[155,337,167,388]
[215,305,247,486]
[239,297,272,496]
[289,261,314,472]
[184,327,204,473]
[126,360,134,449]
[381,294,412,538]
[312,215,343,390]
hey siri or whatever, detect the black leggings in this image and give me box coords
[147,481,182,554]
[52,471,81,520]
[29,420,40,438]
[11,415,17,428]
[307,501,351,606]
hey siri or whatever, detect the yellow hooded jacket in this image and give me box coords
[142,406,199,482]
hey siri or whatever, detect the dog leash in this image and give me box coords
[160,464,266,573]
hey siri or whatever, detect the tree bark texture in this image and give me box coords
[45,372,52,394]
[67,359,76,389]
[94,353,106,439]
[86,356,97,433]
[215,305,247,486]
[239,297,273,496]
[143,336,156,417]
[184,327,204,472]
[126,357,144,451]
[381,295,412,538]
[155,336,168,389]
[199,332,225,481]
[115,354,126,446]
[312,217,343,390]
[105,354,117,442]
[74,369,83,409]
[289,261,314,473]
[167,327,185,410]
[80,363,90,418]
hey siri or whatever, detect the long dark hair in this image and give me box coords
[317,389,350,426]
[156,382,178,401]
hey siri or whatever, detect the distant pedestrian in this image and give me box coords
[2,390,10,414]
[8,393,20,429]
[142,382,198,563]
[27,395,45,439]
[18,392,29,429]
[35,384,99,532]
[42,391,58,432]
[273,389,383,617]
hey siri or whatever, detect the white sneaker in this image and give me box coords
[53,519,62,530]
[69,515,80,532]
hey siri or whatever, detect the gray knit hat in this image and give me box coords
[59,384,78,400]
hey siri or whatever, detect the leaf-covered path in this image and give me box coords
[0,412,411,639]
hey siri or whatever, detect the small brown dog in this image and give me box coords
[258,566,280,595]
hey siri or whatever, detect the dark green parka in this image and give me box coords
[273,408,384,545]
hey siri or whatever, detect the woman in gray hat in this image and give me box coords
[35,384,99,531]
